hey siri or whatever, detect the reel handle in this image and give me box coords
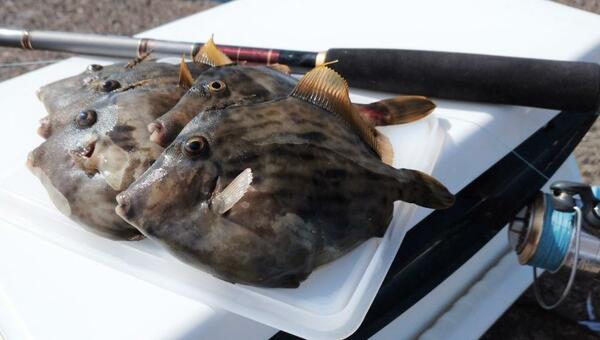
[550,181,600,231]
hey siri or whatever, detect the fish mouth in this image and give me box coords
[147,121,168,147]
[79,136,140,192]
[82,142,96,158]
[37,116,52,139]
[70,139,98,173]
[69,136,133,191]
[26,150,37,170]
[76,140,96,158]
[115,192,130,219]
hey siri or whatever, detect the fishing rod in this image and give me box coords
[1,28,599,112]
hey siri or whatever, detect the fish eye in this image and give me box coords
[183,136,210,158]
[87,64,103,72]
[76,109,97,128]
[101,79,121,92]
[208,80,226,93]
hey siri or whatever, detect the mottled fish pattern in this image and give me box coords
[117,67,454,287]
[150,63,437,147]
[28,60,208,239]
[149,64,298,146]
[37,61,208,138]
[147,36,436,147]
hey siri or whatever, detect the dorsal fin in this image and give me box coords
[178,55,194,88]
[291,66,394,164]
[193,36,233,66]
[267,63,291,75]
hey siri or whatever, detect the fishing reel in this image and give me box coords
[508,181,600,309]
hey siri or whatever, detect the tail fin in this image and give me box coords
[355,96,436,126]
[392,168,454,209]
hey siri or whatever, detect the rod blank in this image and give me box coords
[1,28,599,112]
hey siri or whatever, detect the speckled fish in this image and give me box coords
[148,38,437,147]
[36,55,208,139]
[28,131,140,239]
[116,66,454,287]
[27,58,208,239]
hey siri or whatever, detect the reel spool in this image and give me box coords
[508,181,600,309]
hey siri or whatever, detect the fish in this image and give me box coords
[148,38,437,147]
[148,37,299,146]
[27,58,208,239]
[115,65,454,287]
[36,57,208,139]
[27,134,140,239]
[148,63,299,146]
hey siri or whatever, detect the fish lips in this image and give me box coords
[69,137,98,170]
[147,120,171,147]
[37,116,52,139]
[69,135,136,191]
[115,191,133,222]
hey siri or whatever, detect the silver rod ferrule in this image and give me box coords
[0,29,199,59]
[0,28,27,48]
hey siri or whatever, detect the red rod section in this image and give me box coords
[218,46,281,64]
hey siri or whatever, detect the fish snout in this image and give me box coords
[37,116,52,139]
[26,144,49,171]
[26,149,38,170]
[148,120,169,147]
[115,192,133,220]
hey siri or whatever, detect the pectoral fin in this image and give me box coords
[355,96,436,126]
[291,65,394,165]
[268,63,291,74]
[211,168,253,214]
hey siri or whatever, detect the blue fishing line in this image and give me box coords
[592,186,600,200]
[528,195,575,271]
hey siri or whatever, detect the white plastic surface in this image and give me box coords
[419,251,526,340]
[0,56,444,339]
[0,215,277,340]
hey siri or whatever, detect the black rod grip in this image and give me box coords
[325,49,600,112]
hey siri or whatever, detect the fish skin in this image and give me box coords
[37,61,208,138]
[149,64,297,147]
[117,96,454,287]
[27,136,140,240]
[149,63,438,147]
[28,61,207,239]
